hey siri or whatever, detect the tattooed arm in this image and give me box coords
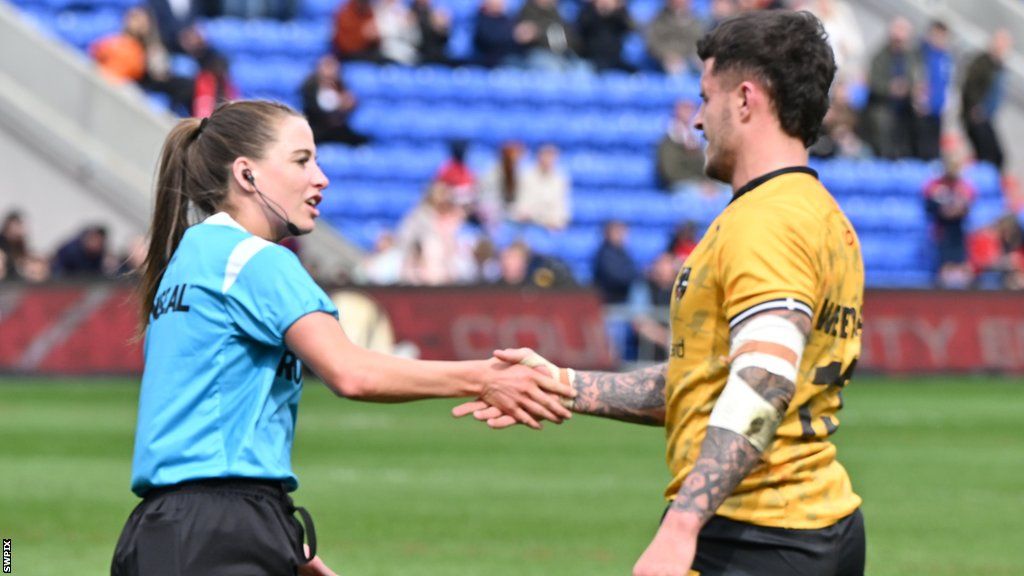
[452,351,666,428]
[571,362,667,426]
[632,309,811,576]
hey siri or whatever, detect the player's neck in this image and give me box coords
[730,133,809,192]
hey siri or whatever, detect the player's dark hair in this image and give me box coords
[697,10,836,147]
[138,100,300,327]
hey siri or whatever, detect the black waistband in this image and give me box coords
[144,477,289,500]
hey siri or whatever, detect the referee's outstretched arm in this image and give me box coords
[285,311,576,430]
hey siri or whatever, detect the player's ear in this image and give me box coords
[737,81,757,121]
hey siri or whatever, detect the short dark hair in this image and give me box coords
[697,10,836,147]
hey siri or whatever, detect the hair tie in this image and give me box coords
[194,117,209,140]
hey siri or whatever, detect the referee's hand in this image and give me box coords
[299,545,338,576]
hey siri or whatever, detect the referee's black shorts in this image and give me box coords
[111,478,316,576]
[670,508,866,576]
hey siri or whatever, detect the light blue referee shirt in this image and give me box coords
[131,212,337,496]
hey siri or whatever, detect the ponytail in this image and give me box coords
[137,118,202,327]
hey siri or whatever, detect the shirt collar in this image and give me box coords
[203,211,247,232]
[729,166,819,205]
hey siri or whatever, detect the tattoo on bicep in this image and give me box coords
[669,427,760,521]
[572,363,666,425]
[737,367,795,413]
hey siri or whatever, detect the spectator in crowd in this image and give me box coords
[413,0,451,64]
[656,100,705,190]
[810,82,871,159]
[396,181,475,285]
[915,20,953,161]
[498,240,531,285]
[354,231,405,284]
[192,52,239,118]
[436,140,477,207]
[924,152,976,288]
[375,0,421,65]
[667,220,699,262]
[515,0,580,71]
[795,0,865,86]
[865,17,919,159]
[645,0,703,76]
[333,0,383,62]
[511,144,571,230]
[90,7,148,84]
[0,211,28,280]
[629,251,678,361]
[52,225,114,278]
[969,214,1024,290]
[476,141,524,229]
[592,220,639,304]
[473,0,520,68]
[146,0,197,53]
[472,237,502,283]
[577,0,635,72]
[91,7,194,113]
[961,29,1012,171]
[300,54,371,146]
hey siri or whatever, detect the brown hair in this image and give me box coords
[137,100,300,326]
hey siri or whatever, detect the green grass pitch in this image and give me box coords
[1,376,1022,575]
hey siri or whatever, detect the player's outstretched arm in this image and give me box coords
[453,348,667,427]
[285,312,574,430]
[632,309,810,576]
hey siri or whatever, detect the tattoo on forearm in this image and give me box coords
[669,426,760,520]
[573,363,666,425]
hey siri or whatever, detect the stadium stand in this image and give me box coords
[5,0,1012,289]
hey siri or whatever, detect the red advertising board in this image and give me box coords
[0,283,1022,375]
[859,290,1024,373]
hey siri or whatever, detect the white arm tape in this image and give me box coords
[708,372,780,452]
[731,314,807,360]
[708,313,808,452]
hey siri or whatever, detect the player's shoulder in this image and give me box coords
[729,169,835,224]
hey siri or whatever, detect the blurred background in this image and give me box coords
[2,0,1024,373]
[1,0,1023,574]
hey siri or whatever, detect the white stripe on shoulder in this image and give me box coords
[222,236,273,293]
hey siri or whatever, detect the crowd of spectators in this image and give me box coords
[0,210,147,284]
[61,0,1024,298]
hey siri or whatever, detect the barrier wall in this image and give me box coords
[1,283,1022,376]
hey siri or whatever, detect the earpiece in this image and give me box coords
[243,168,302,237]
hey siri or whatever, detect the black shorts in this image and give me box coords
[111,478,316,576]
[668,508,865,576]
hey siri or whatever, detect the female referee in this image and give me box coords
[110,100,575,576]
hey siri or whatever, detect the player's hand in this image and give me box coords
[298,545,338,576]
[632,511,698,576]
[453,348,575,429]
[475,355,575,429]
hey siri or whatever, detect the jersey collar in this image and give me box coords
[729,166,819,205]
[203,211,248,232]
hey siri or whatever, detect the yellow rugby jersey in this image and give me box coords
[664,166,863,529]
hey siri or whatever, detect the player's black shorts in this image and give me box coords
[667,508,865,576]
[111,478,316,576]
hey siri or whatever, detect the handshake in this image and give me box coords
[454,347,577,430]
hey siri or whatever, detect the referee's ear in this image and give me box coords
[231,158,258,194]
